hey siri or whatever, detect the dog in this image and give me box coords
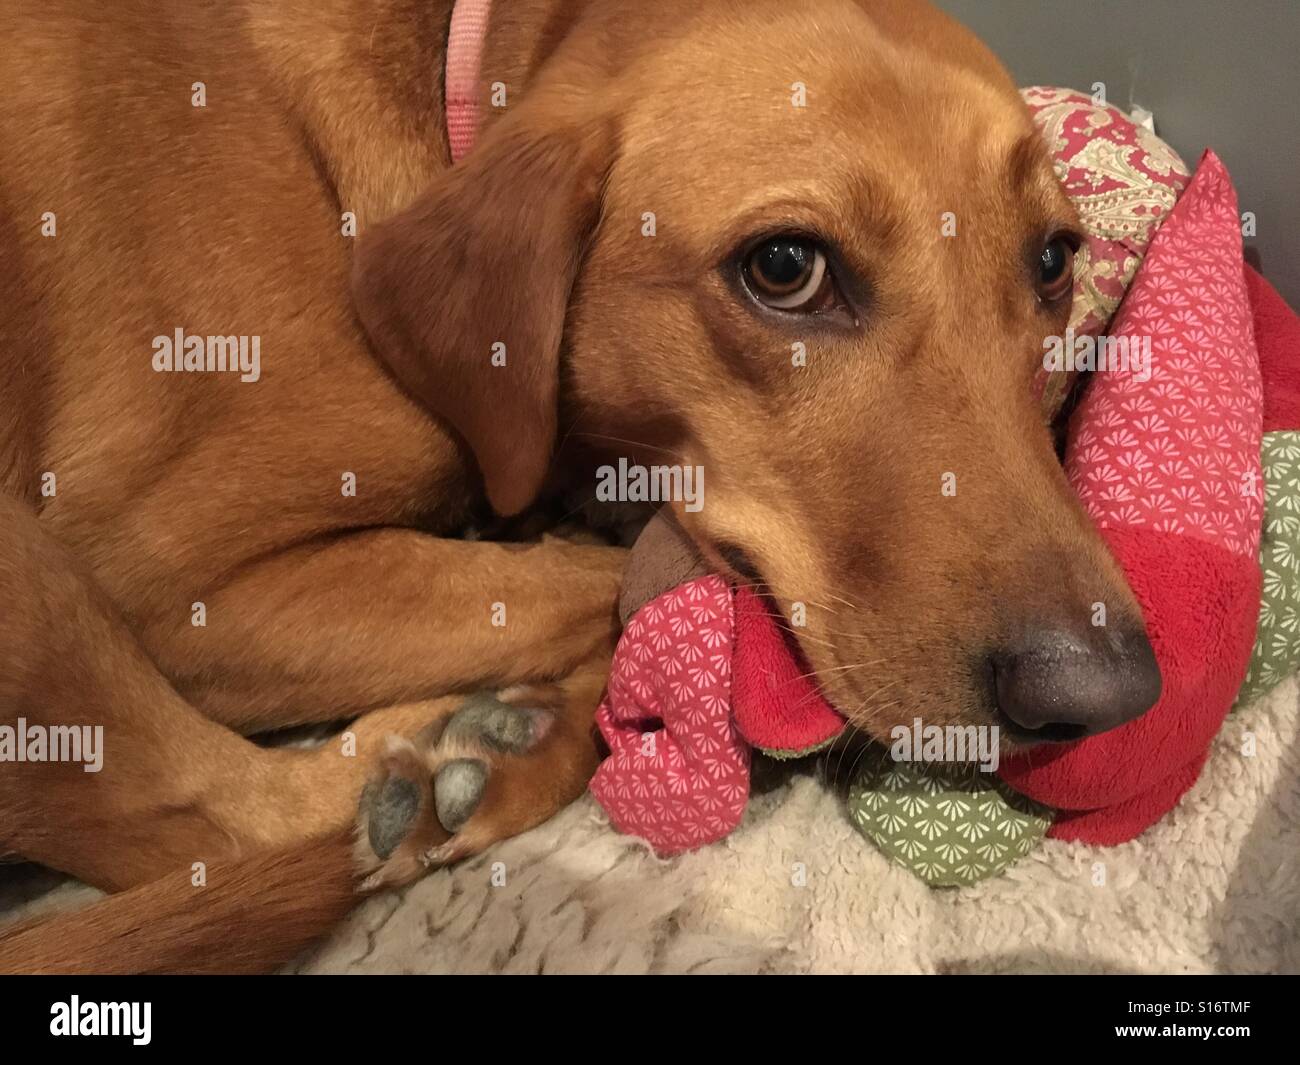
[0,0,1159,973]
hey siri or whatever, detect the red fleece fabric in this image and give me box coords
[1050,749,1213,844]
[998,152,1264,842]
[1247,266,1300,433]
[731,587,845,754]
[1001,530,1260,843]
[1042,267,1300,843]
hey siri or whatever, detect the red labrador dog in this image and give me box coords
[0,0,1157,972]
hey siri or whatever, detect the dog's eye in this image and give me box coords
[743,237,834,312]
[1036,235,1076,303]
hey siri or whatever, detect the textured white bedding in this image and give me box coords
[4,679,1293,974]
[291,678,1299,974]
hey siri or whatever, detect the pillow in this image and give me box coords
[999,151,1263,844]
[849,748,1053,887]
[1022,86,1192,415]
[1237,268,1300,703]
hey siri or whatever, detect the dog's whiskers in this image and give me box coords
[835,712,897,789]
[789,660,882,685]
[773,623,836,650]
[828,677,907,787]
[824,591,865,613]
[804,626,877,642]
[569,431,690,465]
[725,582,845,618]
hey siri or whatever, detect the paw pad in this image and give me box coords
[434,758,489,832]
[365,776,422,860]
[444,693,551,754]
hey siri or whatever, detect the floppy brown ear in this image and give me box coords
[352,111,614,516]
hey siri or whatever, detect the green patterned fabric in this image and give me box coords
[1238,431,1300,705]
[847,746,1053,887]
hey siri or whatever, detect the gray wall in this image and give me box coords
[936,0,1300,307]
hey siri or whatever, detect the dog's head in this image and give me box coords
[355,0,1160,751]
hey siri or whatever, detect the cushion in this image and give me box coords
[1238,270,1300,704]
[999,151,1263,843]
[1239,432,1300,705]
[1022,86,1192,415]
[849,748,1053,887]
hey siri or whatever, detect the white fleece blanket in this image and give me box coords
[293,679,1299,974]
[3,680,1295,973]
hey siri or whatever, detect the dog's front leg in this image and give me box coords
[136,530,625,886]
[0,494,367,891]
[137,531,626,734]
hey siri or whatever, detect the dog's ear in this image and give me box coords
[353,110,614,516]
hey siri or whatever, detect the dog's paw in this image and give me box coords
[354,692,556,892]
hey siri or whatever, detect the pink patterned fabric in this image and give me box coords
[445,0,493,164]
[1065,150,1262,558]
[590,576,752,855]
[1000,151,1264,840]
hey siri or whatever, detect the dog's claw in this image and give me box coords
[421,842,457,868]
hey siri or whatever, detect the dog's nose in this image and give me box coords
[991,627,1161,742]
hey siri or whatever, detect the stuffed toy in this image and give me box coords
[589,89,1300,885]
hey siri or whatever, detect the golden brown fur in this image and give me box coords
[0,0,1151,971]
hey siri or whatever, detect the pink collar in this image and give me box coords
[445,0,493,164]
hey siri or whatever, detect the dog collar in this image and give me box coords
[445,0,493,163]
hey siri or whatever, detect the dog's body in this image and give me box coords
[0,0,1159,971]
